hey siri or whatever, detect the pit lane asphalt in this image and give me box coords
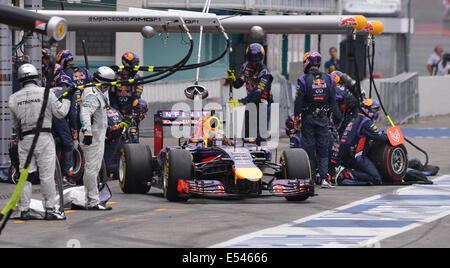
[0,116,449,248]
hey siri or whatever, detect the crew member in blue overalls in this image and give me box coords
[109,52,145,143]
[336,99,388,185]
[57,50,91,138]
[51,73,79,184]
[57,50,92,87]
[41,48,51,87]
[227,43,273,145]
[330,71,360,137]
[285,115,302,149]
[294,51,340,188]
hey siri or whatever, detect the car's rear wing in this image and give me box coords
[154,110,213,155]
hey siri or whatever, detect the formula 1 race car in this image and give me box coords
[118,111,315,202]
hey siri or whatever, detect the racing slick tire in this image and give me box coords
[71,144,85,184]
[163,149,193,202]
[119,144,152,193]
[281,149,312,202]
[369,142,408,183]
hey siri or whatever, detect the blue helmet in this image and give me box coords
[361,99,381,121]
[42,48,50,73]
[56,50,74,68]
[303,51,322,73]
[331,71,343,84]
[246,43,265,65]
[41,48,50,60]
[122,52,140,67]
[132,99,149,121]
[55,74,73,87]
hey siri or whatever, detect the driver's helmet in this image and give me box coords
[361,98,381,121]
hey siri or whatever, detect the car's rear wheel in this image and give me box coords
[280,149,312,201]
[369,142,408,183]
[119,144,152,193]
[163,149,193,202]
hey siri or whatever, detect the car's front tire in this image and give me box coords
[163,149,193,202]
[280,149,313,201]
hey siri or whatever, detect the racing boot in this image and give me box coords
[87,202,112,211]
[44,209,66,221]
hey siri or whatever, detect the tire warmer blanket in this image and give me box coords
[9,184,112,220]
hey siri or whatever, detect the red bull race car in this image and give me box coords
[118,110,315,202]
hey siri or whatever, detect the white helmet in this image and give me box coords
[94,66,116,92]
[18,64,40,87]
[94,66,116,83]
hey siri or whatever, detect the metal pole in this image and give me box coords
[195,0,212,84]
[0,0,12,169]
[282,34,289,79]
[406,0,411,72]
[304,13,311,52]
[23,0,42,75]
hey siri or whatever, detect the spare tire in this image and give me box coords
[369,142,408,183]
[280,149,312,201]
[71,144,85,183]
[163,149,193,202]
[119,144,153,193]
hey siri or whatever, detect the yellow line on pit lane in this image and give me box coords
[154,208,188,212]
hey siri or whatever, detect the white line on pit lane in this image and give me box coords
[210,175,450,248]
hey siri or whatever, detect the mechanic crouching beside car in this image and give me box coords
[79,66,116,211]
[227,43,273,145]
[335,99,388,185]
